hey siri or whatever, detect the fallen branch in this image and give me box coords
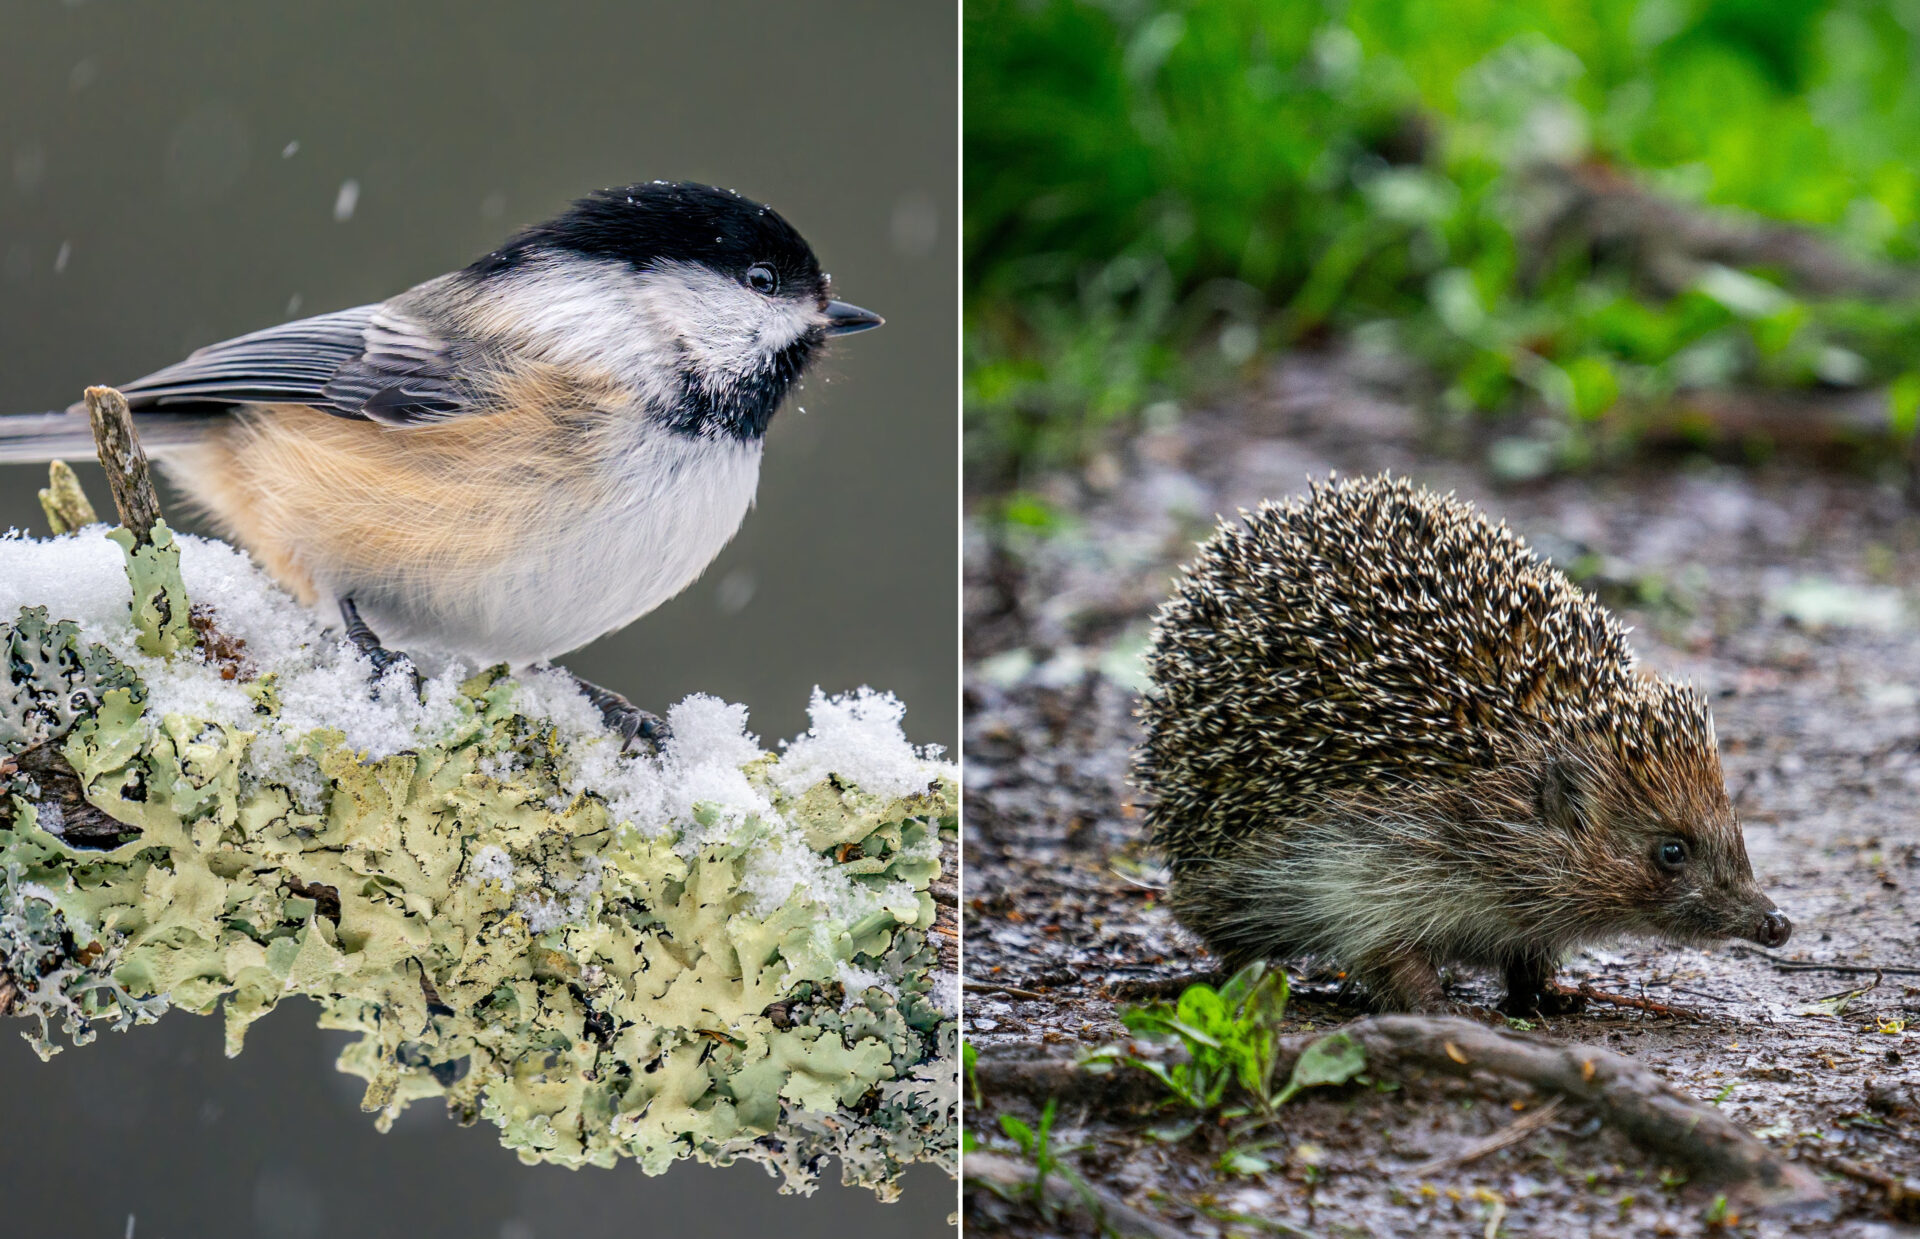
[973,1049,1171,1110]
[976,1014,1828,1213]
[964,1150,1191,1239]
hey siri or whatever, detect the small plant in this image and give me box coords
[1118,962,1292,1109]
[1114,962,1368,1116]
[999,1098,1059,1192]
[994,1098,1102,1219]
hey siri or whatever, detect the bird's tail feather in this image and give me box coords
[0,411,221,464]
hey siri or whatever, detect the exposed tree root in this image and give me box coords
[964,1151,1193,1239]
[974,1014,1830,1214]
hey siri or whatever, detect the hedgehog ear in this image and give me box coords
[1538,757,1586,834]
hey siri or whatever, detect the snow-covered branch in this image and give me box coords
[0,494,956,1198]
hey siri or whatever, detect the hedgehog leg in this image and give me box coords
[1356,943,1454,1013]
[1499,950,1587,1017]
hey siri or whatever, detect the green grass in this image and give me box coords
[966,0,1920,484]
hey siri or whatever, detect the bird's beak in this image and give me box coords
[823,300,884,335]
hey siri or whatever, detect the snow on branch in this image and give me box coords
[0,457,956,1199]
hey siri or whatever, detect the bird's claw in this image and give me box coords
[603,701,672,753]
[339,595,422,700]
[569,674,671,754]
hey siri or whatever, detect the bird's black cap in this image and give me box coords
[471,181,826,301]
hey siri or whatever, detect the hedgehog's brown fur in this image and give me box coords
[1134,474,1790,1013]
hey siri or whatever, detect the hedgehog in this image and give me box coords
[1133,473,1791,1014]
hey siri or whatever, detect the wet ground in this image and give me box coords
[962,352,1920,1237]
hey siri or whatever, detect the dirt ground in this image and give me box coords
[962,353,1920,1237]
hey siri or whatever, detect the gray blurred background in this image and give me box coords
[0,0,955,1234]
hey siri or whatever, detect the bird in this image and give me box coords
[0,180,884,747]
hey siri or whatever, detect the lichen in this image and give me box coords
[0,529,956,1198]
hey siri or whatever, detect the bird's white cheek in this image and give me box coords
[634,262,817,376]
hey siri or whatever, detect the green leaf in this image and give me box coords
[1890,371,1920,439]
[1164,1016,1224,1049]
[1272,1032,1367,1106]
[1218,1148,1274,1176]
[1145,1117,1201,1143]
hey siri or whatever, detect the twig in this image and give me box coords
[1555,980,1708,1020]
[1814,1154,1920,1221]
[0,741,141,847]
[964,1150,1192,1239]
[0,973,15,1019]
[83,385,163,544]
[966,979,1049,1000]
[1729,945,1920,977]
[1403,1095,1567,1177]
[1807,975,1881,1007]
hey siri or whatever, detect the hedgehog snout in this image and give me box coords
[1713,880,1791,948]
[1750,906,1793,949]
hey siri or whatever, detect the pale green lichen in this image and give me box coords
[36,460,98,535]
[0,531,956,1199]
[104,518,194,657]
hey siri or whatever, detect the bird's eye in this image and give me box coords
[746,263,778,294]
[1655,838,1689,871]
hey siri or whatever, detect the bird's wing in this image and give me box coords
[117,302,478,427]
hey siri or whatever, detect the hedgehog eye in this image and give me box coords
[745,263,778,295]
[1655,838,1689,872]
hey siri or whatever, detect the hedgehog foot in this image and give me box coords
[1356,944,1454,1013]
[1499,955,1588,1017]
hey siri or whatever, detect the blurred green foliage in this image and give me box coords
[966,0,1920,483]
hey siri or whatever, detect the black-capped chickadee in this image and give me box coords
[0,181,883,745]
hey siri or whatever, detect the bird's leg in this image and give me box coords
[338,596,420,696]
[1500,949,1587,1017]
[567,672,672,753]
